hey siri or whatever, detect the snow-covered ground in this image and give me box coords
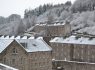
[0,63,18,70]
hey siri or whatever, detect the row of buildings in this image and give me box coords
[50,35,95,70]
[28,21,95,70]
[1,21,95,70]
[25,21,71,37]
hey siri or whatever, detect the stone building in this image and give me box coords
[52,60,95,70]
[25,21,71,38]
[0,35,52,70]
[50,35,95,70]
[32,21,71,37]
[25,21,71,45]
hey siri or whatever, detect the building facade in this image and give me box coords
[26,21,71,37]
[50,35,95,70]
[52,60,95,70]
[25,21,71,46]
[0,36,52,70]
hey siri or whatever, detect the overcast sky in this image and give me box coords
[0,0,75,18]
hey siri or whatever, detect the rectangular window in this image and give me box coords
[12,59,15,65]
[3,58,6,64]
[21,58,23,64]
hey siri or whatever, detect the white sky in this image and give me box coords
[0,0,75,18]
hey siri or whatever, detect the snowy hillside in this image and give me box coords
[1,0,95,35]
[0,2,71,35]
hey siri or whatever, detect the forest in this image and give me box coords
[0,0,95,35]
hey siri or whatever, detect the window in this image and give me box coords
[12,59,15,65]
[3,58,6,64]
[21,57,23,64]
[20,43,27,48]
[12,48,18,54]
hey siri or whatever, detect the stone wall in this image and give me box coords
[33,23,71,37]
[72,44,95,62]
[33,25,45,33]
[50,42,95,63]
[52,60,95,70]
[0,40,29,70]
[50,43,71,60]
[28,51,52,70]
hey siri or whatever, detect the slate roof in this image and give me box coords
[50,35,95,45]
[0,39,13,53]
[0,35,52,53]
[16,39,52,52]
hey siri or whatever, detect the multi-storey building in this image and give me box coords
[50,35,95,70]
[32,21,71,37]
[0,35,52,70]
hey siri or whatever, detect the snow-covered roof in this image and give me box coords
[10,36,15,39]
[36,22,65,26]
[21,36,27,39]
[4,36,9,39]
[0,63,18,70]
[48,23,65,26]
[0,39,13,53]
[0,35,34,39]
[16,39,52,52]
[0,36,4,39]
[50,35,95,45]
[15,36,20,39]
[0,35,52,53]
[28,37,34,39]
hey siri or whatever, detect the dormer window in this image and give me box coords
[12,48,18,54]
[21,43,27,48]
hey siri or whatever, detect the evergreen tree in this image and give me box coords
[17,20,25,35]
[70,0,95,13]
